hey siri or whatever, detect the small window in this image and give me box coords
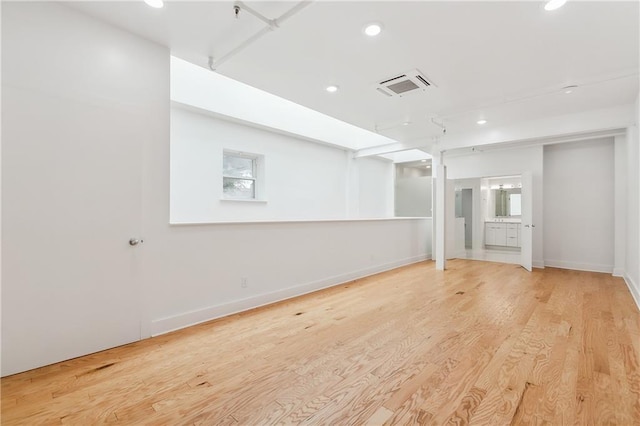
[223,151,259,200]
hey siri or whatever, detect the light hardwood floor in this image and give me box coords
[2,260,639,425]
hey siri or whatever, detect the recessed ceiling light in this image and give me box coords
[477,119,487,125]
[325,85,339,93]
[144,0,164,8]
[364,23,383,37]
[544,0,566,11]
[421,159,427,163]
[402,121,411,126]
[426,165,432,169]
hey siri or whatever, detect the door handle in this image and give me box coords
[129,238,143,246]
[524,224,530,228]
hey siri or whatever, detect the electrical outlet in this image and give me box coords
[241,277,248,288]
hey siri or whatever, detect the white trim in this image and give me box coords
[543,259,613,274]
[623,273,640,311]
[451,250,467,259]
[169,217,432,226]
[613,268,625,277]
[533,260,545,269]
[219,198,268,203]
[222,150,264,201]
[150,254,431,336]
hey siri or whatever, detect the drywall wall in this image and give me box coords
[357,157,394,218]
[395,177,432,217]
[625,94,640,306]
[1,2,430,375]
[454,178,483,252]
[543,139,615,273]
[144,219,431,335]
[445,180,459,258]
[444,146,544,267]
[171,107,346,222]
[460,189,473,248]
[170,107,394,223]
[614,134,627,277]
[455,178,482,251]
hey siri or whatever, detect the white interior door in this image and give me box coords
[2,87,143,376]
[520,171,534,271]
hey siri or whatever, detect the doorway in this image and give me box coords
[461,189,473,249]
[450,174,532,271]
[455,188,473,249]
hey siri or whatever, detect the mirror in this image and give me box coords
[493,188,521,217]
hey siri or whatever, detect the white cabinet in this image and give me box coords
[485,222,521,247]
[485,223,507,246]
[506,223,519,247]
[485,223,496,245]
[494,225,507,246]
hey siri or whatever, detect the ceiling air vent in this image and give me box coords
[375,69,435,97]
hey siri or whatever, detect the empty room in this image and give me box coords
[2,0,639,424]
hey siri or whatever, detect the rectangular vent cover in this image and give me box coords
[375,69,435,98]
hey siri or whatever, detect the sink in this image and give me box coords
[485,218,521,223]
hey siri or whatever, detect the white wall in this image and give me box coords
[1,2,429,375]
[171,107,394,223]
[171,107,349,223]
[445,146,545,267]
[143,219,431,334]
[357,157,394,218]
[543,139,615,273]
[625,94,640,307]
[614,134,627,277]
[454,178,483,252]
[445,180,459,258]
[395,177,432,217]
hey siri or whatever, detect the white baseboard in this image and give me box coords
[543,259,613,274]
[447,250,467,260]
[533,259,545,269]
[613,268,625,277]
[150,254,431,336]
[623,273,640,311]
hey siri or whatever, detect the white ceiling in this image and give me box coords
[67,1,639,151]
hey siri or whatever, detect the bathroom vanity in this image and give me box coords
[485,219,521,248]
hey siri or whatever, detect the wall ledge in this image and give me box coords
[169,217,431,226]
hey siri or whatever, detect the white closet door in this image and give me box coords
[2,3,147,375]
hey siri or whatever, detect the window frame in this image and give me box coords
[222,150,264,201]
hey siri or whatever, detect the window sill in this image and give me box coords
[220,198,268,203]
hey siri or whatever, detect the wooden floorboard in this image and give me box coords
[2,259,639,425]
